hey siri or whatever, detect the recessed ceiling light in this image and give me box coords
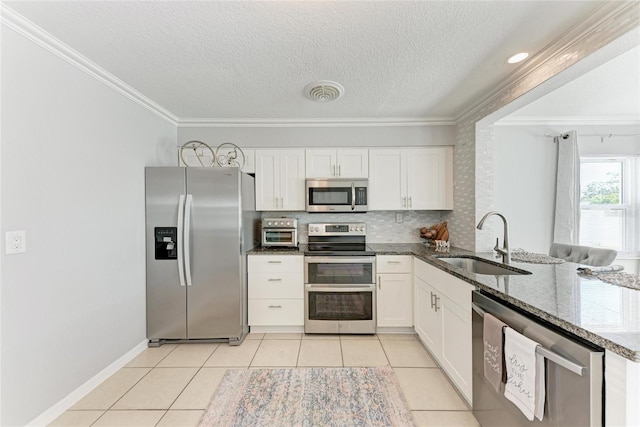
[507,52,529,64]
[304,81,344,102]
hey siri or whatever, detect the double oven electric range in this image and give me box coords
[304,223,376,334]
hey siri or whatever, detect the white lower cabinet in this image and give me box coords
[413,258,474,403]
[414,275,442,353]
[376,255,413,327]
[248,255,304,327]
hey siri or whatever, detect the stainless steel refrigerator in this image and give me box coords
[145,167,259,346]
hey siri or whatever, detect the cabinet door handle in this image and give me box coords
[377,275,381,290]
[268,278,282,282]
[332,165,336,176]
[338,164,341,176]
[280,197,284,208]
[408,196,412,208]
[268,261,282,264]
[402,196,406,208]
[268,305,282,309]
[430,292,436,309]
[434,295,440,312]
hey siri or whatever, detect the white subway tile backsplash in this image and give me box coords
[261,211,444,243]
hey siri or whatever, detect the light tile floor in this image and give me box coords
[49,333,479,427]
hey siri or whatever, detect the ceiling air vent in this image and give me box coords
[305,81,344,102]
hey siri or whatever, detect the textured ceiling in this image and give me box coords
[4,1,623,122]
[506,45,640,120]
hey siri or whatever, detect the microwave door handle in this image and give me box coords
[351,182,356,210]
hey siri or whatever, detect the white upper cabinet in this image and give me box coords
[255,149,306,211]
[241,149,255,174]
[368,149,404,210]
[369,147,453,210]
[305,149,368,178]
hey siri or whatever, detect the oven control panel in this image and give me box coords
[262,218,297,229]
[308,223,366,236]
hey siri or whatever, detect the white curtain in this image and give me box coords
[553,130,580,244]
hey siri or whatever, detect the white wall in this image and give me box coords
[0,27,176,425]
[178,124,454,151]
[493,126,559,253]
[493,124,640,258]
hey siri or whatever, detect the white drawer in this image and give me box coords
[376,255,412,273]
[248,255,303,273]
[248,299,304,326]
[248,272,303,299]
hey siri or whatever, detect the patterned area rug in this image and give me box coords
[199,367,415,427]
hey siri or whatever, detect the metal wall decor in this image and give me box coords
[179,141,246,170]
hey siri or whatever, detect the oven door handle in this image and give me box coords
[305,285,375,292]
[304,256,375,264]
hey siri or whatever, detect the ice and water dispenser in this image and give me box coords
[154,227,177,260]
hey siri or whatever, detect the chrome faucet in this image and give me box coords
[477,211,511,264]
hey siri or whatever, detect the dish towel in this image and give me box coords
[483,313,507,392]
[504,327,545,421]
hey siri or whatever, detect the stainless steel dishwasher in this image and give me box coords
[472,291,604,427]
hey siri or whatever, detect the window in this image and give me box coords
[579,157,639,254]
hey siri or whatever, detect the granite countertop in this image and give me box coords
[248,243,640,362]
[248,245,307,255]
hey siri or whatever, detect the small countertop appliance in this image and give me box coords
[261,217,298,248]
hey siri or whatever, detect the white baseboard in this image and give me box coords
[26,339,148,426]
[249,326,304,334]
[376,327,416,334]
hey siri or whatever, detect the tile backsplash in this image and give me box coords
[262,211,445,243]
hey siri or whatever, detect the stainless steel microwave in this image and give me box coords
[305,178,368,212]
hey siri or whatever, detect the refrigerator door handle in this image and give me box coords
[177,195,186,287]
[184,194,194,287]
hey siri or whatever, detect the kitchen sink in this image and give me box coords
[436,256,531,276]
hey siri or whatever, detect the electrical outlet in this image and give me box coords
[395,213,403,223]
[5,230,26,254]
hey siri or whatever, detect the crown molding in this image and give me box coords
[495,116,640,126]
[1,5,179,126]
[177,117,456,128]
[455,1,640,124]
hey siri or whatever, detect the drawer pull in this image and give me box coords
[387,261,401,264]
[268,305,282,309]
[267,261,282,264]
[267,278,282,282]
